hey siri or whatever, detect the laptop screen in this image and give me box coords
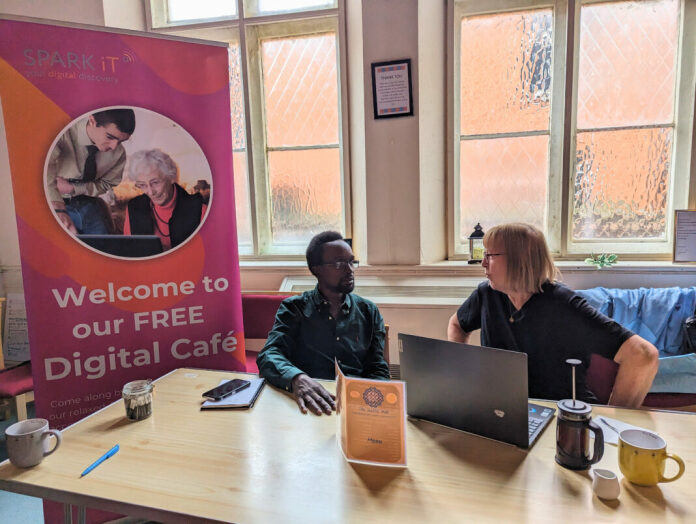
[77,234,164,258]
[399,333,532,448]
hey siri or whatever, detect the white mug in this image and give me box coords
[5,418,62,468]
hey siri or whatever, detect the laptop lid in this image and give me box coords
[399,333,531,448]
[77,235,164,258]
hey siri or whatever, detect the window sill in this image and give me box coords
[239,259,696,275]
[239,259,696,297]
[555,260,696,273]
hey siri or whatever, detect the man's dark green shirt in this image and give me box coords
[256,287,390,391]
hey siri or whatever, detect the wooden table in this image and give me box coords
[0,367,694,523]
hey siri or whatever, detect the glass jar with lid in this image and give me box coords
[122,379,153,421]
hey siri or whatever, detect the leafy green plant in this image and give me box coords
[584,253,618,268]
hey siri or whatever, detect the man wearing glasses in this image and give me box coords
[257,231,390,415]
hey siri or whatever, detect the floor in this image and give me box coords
[0,402,45,523]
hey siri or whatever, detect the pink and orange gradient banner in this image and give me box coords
[0,19,246,430]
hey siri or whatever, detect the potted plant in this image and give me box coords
[584,253,618,269]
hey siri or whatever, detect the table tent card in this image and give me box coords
[336,361,406,467]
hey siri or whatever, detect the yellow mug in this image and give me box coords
[618,429,685,486]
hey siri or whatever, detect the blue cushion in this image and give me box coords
[649,354,696,393]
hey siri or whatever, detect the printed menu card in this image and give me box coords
[336,362,406,467]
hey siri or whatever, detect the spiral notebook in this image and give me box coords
[201,378,266,409]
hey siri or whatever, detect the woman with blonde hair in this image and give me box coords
[448,223,658,408]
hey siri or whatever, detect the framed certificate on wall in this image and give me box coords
[371,59,413,119]
[673,210,696,263]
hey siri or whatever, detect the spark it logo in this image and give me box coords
[23,48,136,73]
[121,50,136,64]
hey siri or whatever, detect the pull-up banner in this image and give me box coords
[0,17,246,429]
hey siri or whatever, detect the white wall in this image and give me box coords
[361,0,421,265]
[0,99,20,275]
[417,0,446,264]
[0,0,105,25]
[0,0,145,28]
[102,0,146,30]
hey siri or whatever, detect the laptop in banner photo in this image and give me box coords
[77,234,164,258]
[398,333,555,449]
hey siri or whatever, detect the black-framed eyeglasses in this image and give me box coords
[321,260,359,270]
[482,252,505,261]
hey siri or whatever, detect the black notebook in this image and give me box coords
[201,378,266,409]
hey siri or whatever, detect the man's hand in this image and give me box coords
[57,211,78,235]
[56,177,75,196]
[52,202,78,235]
[291,374,336,415]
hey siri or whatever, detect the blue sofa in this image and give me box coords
[577,287,696,408]
[576,286,696,357]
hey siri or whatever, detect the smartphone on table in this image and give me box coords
[202,379,251,401]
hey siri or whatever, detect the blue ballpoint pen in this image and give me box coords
[80,444,120,478]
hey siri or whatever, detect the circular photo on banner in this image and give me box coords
[44,106,212,259]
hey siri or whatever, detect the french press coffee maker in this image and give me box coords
[555,359,604,470]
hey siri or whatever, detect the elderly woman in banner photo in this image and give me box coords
[123,149,208,251]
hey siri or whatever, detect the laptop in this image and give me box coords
[398,333,555,449]
[77,234,164,258]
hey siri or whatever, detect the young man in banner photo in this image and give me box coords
[257,231,390,415]
[47,108,136,235]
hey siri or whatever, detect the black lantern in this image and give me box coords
[468,223,485,264]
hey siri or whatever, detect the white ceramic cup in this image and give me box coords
[592,468,621,500]
[5,418,62,468]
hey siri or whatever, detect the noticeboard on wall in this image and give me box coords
[371,58,413,119]
[673,210,696,263]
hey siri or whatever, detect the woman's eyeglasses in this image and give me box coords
[482,252,505,261]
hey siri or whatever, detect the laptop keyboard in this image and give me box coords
[528,404,555,444]
[528,418,542,437]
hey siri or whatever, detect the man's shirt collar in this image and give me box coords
[308,285,352,315]
[76,118,93,148]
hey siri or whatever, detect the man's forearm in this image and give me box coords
[72,178,116,197]
[363,356,390,380]
[77,159,124,197]
[363,324,390,380]
[256,347,304,391]
[47,179,64,203]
